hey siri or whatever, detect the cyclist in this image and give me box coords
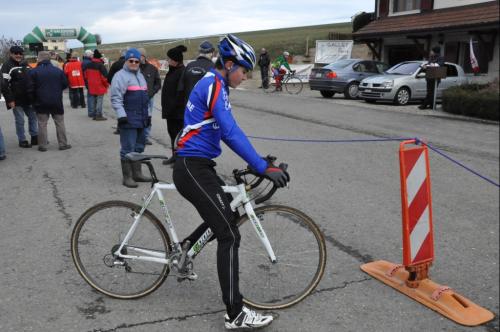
[270,50,293,91]
[173,34,289,329]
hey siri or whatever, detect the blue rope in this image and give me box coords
[419,140,500,188]
[248,135,500,188]
[247,135,414,143]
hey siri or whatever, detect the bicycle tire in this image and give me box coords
[71,200,171,299]
[237,205,326,310]
[284,76,303,95]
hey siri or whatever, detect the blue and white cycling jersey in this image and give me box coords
[177,69,267,174]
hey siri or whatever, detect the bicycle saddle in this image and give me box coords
[125,152,168,162]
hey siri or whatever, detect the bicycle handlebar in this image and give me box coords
[233,156,289,205]
[125,152,289,202]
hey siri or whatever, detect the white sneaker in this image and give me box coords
[224,306,273,329]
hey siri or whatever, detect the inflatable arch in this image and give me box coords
[23,26,100,51]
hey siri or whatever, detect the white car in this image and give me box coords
[358,61,468,105]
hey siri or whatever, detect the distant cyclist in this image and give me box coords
[271,50,293,91]
[173,34,289,329]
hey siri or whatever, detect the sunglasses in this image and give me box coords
[128,59,140,64]
[13,52,23,55]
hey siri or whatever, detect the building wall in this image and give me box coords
[434,0,494,9]
[380,32,499,82]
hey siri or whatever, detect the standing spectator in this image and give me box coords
[28,51,71,152]
[107,49,127,84]
[1,45,38,148]
[419,46,445,110]
[258,48,270,89]
[178,40,215,105]
[64,52,86,109]
[161,45,187,165]
[84,49,109,120]
[110,48,151,188]
[49,51,60,68]
[82,49,94,117]
[0,78,6,160]
[138,48,161,145]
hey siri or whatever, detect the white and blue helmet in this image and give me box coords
[218,34,256,71]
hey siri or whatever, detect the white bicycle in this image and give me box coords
[71,153,326,310]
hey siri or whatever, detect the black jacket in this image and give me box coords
[140,62,161,98]
[1,58,33,108]
[107,57,126,84]
[161,65,185,120]
[178,56,214,105]
[258,53,270,68]
[28,60,68,114]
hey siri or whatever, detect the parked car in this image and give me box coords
[309,59,389,99]
[358,61,468,105]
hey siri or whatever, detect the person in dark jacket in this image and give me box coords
[0,78,6,160]
[84,49,109,120]
[178,41,214,106]
[138,48,161,145]
[419,46,445,110]
[161,45,187,165]
[258,48,270,89]
[107,48,127,84]
[28,51,71,152]
[1,45,38,148]
[110,48,152,188]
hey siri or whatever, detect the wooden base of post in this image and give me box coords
[361,260,494,326]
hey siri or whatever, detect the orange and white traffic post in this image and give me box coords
[361,139,494,326]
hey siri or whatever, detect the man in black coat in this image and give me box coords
[29,51,71,152]
[1,45,38,148]
[161,45,187,164]
[0,78,6,160]
[177,40,215,106]
[138,48,162,145]
[419,46,445,110]
[258,48,270,89]
[107,48,127,84]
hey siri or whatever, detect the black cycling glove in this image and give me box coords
[264,166,289,188]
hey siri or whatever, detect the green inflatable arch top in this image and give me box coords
[23,26,98,50]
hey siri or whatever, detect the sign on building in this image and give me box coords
[315,40,354,64]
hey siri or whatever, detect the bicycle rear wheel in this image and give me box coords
[238,205,326,310]
[71,200,171,299]
[284,76,303,94]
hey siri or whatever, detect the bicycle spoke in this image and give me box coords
[72,201,170,299]
[239,205,326,309]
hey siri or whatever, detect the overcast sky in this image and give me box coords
[1,0,375,45]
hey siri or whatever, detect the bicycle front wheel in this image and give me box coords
[284,76,303,94]
[238,205,326,310]
[71,200,171,299]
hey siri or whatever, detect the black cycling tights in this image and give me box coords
[173,157,243,319]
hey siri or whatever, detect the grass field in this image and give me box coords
[96,22,352,61]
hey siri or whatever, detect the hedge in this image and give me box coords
[442,83,499,121]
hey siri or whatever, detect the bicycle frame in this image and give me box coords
[114,182,277,267]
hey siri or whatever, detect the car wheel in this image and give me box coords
[364,99,377,104]
[320,91,335,98]
[394,87,411,105]
[344,82,360,99]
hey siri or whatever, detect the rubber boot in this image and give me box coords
[131,161,152,182]
[121,160,138,188]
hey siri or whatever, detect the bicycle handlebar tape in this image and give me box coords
[360,140,494,326]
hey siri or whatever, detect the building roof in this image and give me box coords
[354,1,499,39]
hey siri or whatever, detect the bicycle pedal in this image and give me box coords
[176,272,198,282]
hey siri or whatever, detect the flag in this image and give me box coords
[470,38,480,74]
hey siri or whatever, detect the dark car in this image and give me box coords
[309,59,389,99]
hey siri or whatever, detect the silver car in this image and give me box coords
[358,61,468,105]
